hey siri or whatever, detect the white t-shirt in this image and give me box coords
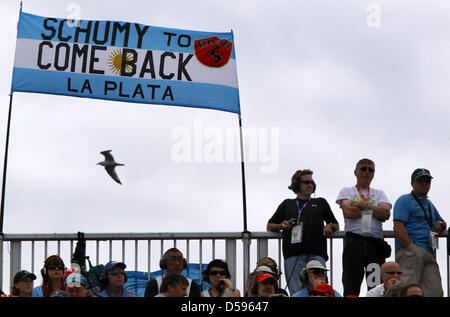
[365,283,385,297]
[336,186,391,239]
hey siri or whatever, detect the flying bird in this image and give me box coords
[97,150,124,184]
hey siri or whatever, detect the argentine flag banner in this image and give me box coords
[11,11,240,115]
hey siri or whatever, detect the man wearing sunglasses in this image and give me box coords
[95,261,138,297]
[336,158,392,297]
[291,260,341,297]
[393,168,446,297]
[365,261,402,297]
[267,169,339,295]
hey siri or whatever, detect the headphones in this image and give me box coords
[40,255,66,280]
[250,272,278,295]
[256,257,281,279]
[288,173,316,194]
[159,248,188,270]
[299,267,329,286]
[99,266,128,285]
[202,259,231,284]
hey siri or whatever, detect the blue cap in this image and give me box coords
[411,168,433,181]
[104,261,126,272]
[65,273,87,286]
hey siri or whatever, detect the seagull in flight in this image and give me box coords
[97,150,124,184]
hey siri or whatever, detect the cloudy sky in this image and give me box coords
[0,0,449,295]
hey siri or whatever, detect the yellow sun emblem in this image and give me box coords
[108,49,134,75]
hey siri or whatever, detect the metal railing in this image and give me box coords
[0,230,448,295]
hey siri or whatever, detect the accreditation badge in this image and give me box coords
[362,210,373,233]
[291,222,303,244]
[429,231,439,250]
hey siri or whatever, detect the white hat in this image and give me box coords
[304,260,329,271]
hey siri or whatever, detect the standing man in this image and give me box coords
[267,169,339,295]
[393,168,446,297]
[336,158,392,297]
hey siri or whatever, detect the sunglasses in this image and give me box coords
[47,265,64,270]
[209,270,227,276]
[109,271,126,276]
[360,167,375,173]
[383,271,402,275]
[415,178,431,184]
[301,180,315,185]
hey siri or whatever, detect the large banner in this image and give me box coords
[11,12,240,114]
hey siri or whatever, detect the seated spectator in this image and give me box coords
[366,261,402,297]
[95,261,138,297]
[256,257,282,280]
[201,259,240,297]
[64,272,89,297]
[10,270,36,297]
[309,284,336,297]
[255,257,289,296]
[144,248,201,297]
[251,272,278,297]
[33,255,66,297]
[291,260,341,297]
[400,283,424,297]
[155,273,189,297]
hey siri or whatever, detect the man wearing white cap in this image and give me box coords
[394,168,446,297]
[292,260,341,297]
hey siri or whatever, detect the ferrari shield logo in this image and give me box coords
[194,36,233,68]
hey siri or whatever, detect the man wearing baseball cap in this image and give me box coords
[11,270,36,297]
[393,168,446,297]
[292,260,341,297]
[254,272,278,297]
[95,261,138,297]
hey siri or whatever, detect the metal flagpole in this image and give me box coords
[238,114,251,292]
[0,93,14,234]
[0,3,21,234]
[237,115,248,232]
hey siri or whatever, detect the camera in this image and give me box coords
[287,218,297,225]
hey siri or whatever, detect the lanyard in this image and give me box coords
[411,191,434,228]
[296,198,311,220]
[355,185,370,201]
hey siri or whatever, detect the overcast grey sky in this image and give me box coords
[1,0,449,295]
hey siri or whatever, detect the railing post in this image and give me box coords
[225,238,237,287]
[241,231,251,293]
[10,240,21,287]
[257,238,268,262]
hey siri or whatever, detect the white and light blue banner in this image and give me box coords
[11,11,240,114]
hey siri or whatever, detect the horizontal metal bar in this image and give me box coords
[3,230,441,242]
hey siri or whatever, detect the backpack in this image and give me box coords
[86,257,107,293]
